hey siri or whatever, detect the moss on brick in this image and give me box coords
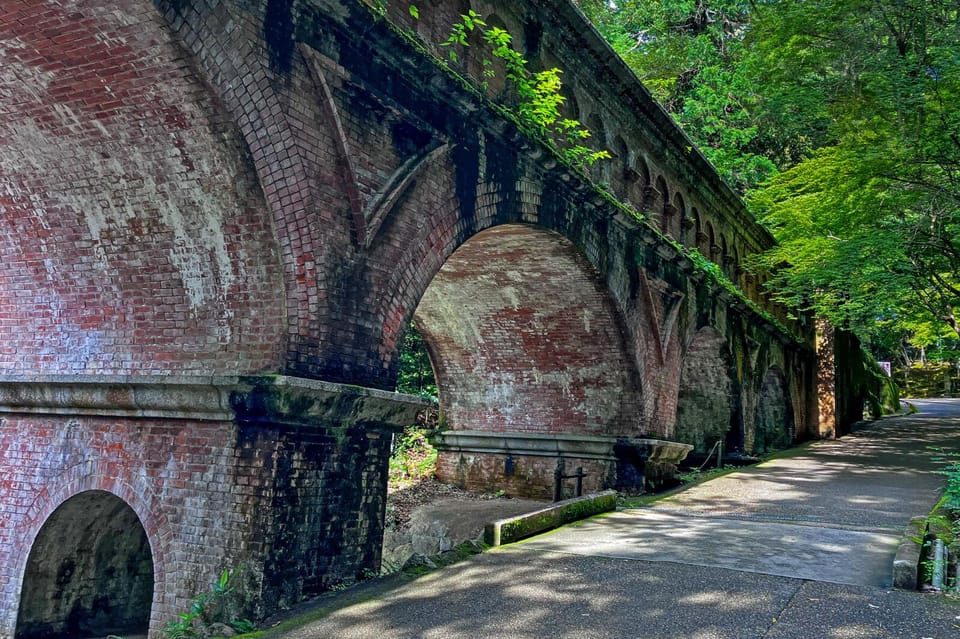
[484,490,616,546]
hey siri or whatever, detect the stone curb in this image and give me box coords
[892,517,927,590]
[484,490,618,546]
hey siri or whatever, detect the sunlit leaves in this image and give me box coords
[580,0,960,352]
[745,0,960,347]
[438,9,609,167]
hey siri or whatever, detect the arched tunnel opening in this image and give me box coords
[398,223,641,499]
[15,490,154,639]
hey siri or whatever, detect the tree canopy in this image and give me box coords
[578,0,960,361]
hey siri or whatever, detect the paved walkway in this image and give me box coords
[267,401,960,639]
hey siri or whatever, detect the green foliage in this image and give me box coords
[940,461,960,514]
[162,568,254,639]
[389,425,438,489]
[746,0,960,349]
[438,8,610,167]
[581,0,960,358]
[396,322,437,400]
[575,0,779,192]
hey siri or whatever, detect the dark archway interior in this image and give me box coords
[15,490,154,639]
[754,367,795,453]
[675,327,735,452]
[412,224,640,438]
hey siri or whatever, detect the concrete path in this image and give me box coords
[267,401,960,639]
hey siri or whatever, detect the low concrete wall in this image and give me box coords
[484,490,618,546]
[892,517,927,590]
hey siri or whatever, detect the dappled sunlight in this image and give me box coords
[829,624,886,638]
[286,549,804,639]
[272,404,960,638]
[520,510,898,587]
[645,414,960,530]
[677,590,781,613]
[690,629,736,639]
[843,496,887,506]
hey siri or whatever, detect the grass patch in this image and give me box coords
[389,425,437,490]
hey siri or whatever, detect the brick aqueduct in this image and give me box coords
[0,0,842,636]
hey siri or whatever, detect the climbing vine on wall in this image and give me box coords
[410,5,610,168]
[363,0,802,345]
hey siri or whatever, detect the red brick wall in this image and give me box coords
[436,452,611,501]
[0,0,285,376]
[0,0,819,633]
[0,414,241,635]
[416,224,639,437]
[0,396,398,637]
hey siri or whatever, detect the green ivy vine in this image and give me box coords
[416,6,610,168]
[362,0,802,345]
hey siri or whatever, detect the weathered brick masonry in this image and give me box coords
[0,377,425,638]
[0,0,822,636]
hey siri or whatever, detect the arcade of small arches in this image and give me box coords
[394,1,776,317]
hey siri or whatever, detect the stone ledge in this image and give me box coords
[484,490,618,546]
[434,431,694,465]
[433,430,619,460]
[892,517,927,590]
[0,374,431,427]
[233,376,431,430]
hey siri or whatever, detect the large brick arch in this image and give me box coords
[0,0,824,626]
[0,0,284,376]
[414,224,639,437]
[147,0,363,378]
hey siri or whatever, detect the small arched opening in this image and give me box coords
[15,490,154,639]
[585,112,609,184]
[706,222,719,264]
[731,245,743,289]
[670,191,685,241]
[611,135,630,196]
[720,235,731,278]
[692,208,706,254]
[630,156,651,210]
[467,13,513,98]
[653,175,668,231]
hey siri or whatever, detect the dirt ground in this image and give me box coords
[386,477,547,536]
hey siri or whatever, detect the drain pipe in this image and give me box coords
[932,539,946,590]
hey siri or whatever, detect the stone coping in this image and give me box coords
[433,430,694,463]
[620,438,695,463]
[0,374,431,427]
[484,490,618,546]
[432,430,621,461]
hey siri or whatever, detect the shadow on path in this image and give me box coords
[263,401,960,639]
